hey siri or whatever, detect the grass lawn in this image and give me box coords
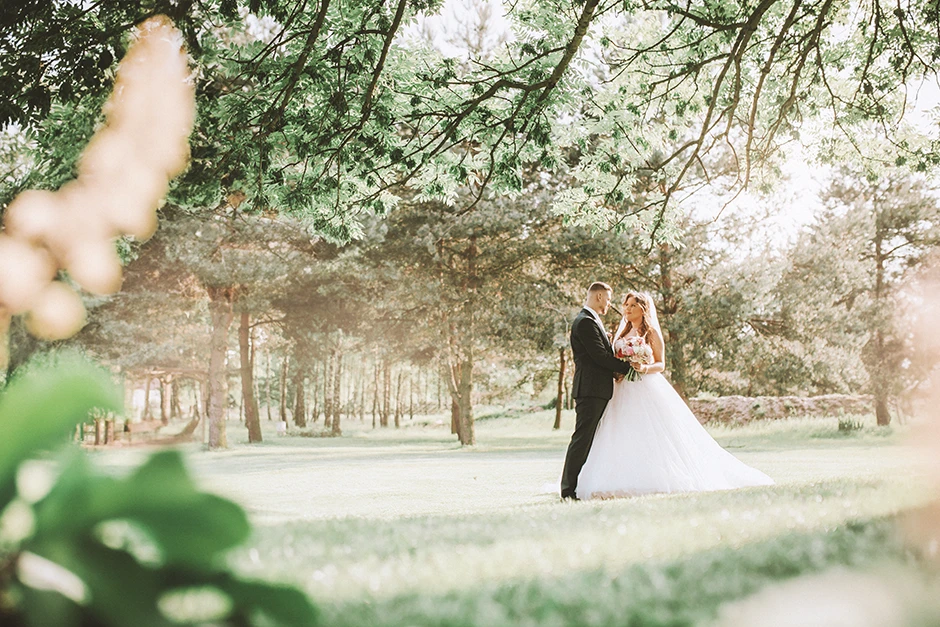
[92,408,938,626]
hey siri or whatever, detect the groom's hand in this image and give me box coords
[613,373,625,382]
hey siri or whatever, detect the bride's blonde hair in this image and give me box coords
[618,291,655,340]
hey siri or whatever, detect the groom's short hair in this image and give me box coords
[587,282,612,294]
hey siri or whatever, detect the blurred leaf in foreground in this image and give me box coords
[0,356,319,626]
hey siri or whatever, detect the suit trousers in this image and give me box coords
[560,396,609,498]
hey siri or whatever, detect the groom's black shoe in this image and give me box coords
[560,493,580,502]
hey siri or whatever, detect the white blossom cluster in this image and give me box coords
[0,16,195,340]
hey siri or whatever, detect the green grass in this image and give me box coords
[90,408,936,626]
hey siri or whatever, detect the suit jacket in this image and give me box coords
[570,308,632,400]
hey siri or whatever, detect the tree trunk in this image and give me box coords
[437,366,443,411]
[309,362,319,423]
[359,364,366,422]
[332,351,343,436]
[4,316,40,383]
[293,365,307,428]
[564,354,572,409]
[875,390,891,426]
[142,376,152,421]
[394,370,403,428]
[873,230,891,426]
[265,352,273,421]
[207,287,235,449]
[324,355,333,429]
[279,356,289,423]
[451,398,460,438]
[381,360,391,427]
[658,243,685,396]
[160,377,170,425]
[372,360,379,428]
[409,375,414,421]
[251,330,262,423]
[441,328,475,444]
[873,329,891,426]
[554,347,565,430]
[454,361,475,445]
[444,358,473,444]
[192,380,203,419]
[438,235,478,445]
[170,377,182,421]
[239,312,263,443]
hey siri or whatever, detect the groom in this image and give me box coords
[560,282,634,500]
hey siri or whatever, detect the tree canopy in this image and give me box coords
[3,0,938,241]
[3,0,940,438]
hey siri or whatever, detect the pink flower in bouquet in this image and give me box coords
[613,336,654,380]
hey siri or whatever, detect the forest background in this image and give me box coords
[2,0,940,449]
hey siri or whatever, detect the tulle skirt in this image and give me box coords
[576,373,774,500]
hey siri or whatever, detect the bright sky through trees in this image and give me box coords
[411,0,940,245]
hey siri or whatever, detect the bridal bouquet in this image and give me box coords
[614,336,654,381]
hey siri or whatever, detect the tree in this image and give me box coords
[775,168,940,423]
[73,212,212,424]
[4,0,938,246]
[357,178,610,443]
[7,1,940,440]
[100,205,318,448]
[831,170,939,424]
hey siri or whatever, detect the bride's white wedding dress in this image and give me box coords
[576,372,774,500]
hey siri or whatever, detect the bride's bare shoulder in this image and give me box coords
[647,326,664,344]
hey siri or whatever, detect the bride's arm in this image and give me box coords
[637,328,665,374]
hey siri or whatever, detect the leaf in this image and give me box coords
[19,586,83,627]
[24,532,321,626]
[0,355,122,507]
[59,540,175,627]
[208,575,320,627]
[33,451,250,568]
[24,450,302,626]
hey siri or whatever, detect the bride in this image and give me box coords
[576,291,774,500]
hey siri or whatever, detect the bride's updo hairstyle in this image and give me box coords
[619,291,655,339]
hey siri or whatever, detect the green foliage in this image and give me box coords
[838,416,865,433]
[0,355,122,506]
[0,2,136,125]
[7,1,940,429]
[6,0,939,243]
[0,357,318,627]
[772,167,940,414]
[313,519,911,627]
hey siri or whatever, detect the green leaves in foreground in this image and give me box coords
[0,355,122,506]
[0,357,318,627]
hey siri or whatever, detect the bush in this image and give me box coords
[838,417,865,433]
[0,356,318,627]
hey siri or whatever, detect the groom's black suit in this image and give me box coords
[560,308,633,499]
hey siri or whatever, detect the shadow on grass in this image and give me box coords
[316,516,912,627]
[242,476,902,559]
